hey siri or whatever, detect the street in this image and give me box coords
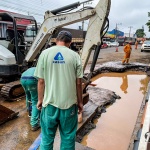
[89,46,150,65]
[0,46,149,150]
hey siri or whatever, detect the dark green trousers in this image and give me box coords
[40,104,78,150]
[20,78,40,127]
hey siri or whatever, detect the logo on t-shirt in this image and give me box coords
[53,52,65,64]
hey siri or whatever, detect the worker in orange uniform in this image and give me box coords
[122,42,132,65]
[135,41,138,49]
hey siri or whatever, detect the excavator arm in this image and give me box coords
[25,0,111,67]
[81,0,110,71]
[24,0,111,106]
[81,0,110,97]
[25,6,94,62]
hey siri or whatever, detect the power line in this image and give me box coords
[0,0,97,24]
[3,0,59,12]
[0,3,44,16]
[0,0,65,17]
[3,0,45,13]
[1,0,97,14]
[0,0,82,16]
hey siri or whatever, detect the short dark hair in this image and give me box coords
[56,30,72,43]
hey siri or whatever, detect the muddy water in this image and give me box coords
[81,71,149,150]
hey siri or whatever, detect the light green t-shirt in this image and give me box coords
[34,45,83,109]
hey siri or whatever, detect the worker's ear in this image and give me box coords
[66,42,71,48]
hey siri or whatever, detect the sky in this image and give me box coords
[0,0,150,37]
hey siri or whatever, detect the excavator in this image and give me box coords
[0,0,111,114]
[0,12,38,100]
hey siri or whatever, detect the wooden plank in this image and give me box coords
[77,100,98,133]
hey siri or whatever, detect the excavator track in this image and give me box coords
[0,80,25,101]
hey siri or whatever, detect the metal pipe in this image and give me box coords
[51,2,80,15]
[80,0,94,5]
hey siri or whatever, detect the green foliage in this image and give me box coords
[146,20,150,32]
[135,29,145,37]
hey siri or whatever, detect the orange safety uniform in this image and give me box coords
[135,41,138,49]
[120,75,128,94]
[122,43,132,64]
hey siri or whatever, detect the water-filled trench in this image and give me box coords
[81,71,149,150]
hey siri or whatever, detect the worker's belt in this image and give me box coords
[21,76,36,80]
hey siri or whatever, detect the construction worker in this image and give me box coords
[34,30,83,150]
[135,40,138,49]
[122,42,132,65]
[20,67,40,131]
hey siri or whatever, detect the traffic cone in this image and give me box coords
[115,47,118,52]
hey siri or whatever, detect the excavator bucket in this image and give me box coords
[0,104,19,125]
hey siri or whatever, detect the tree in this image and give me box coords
[146,12,150,32]
[135,29,145,37]
[146,21,150,32]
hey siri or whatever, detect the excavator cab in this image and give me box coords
[0,12,37,78]
[0,12,38,101]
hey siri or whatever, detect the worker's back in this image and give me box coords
[35,45,83,109]
[22,67,36,77]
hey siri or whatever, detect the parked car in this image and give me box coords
[141,40,150,52]
[110,41,119,47]
[106,41,112,47]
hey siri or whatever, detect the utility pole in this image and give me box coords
[115,23,122,41]
[115,23,117,39]
[128,26,133,37]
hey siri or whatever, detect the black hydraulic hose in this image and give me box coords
[90,43,101,73]
[13,18,19,63]
[78,6,94,12]
[34,20,38,35]
[101,17,109,40]
[51,2,80,15]
[89,17,109,75]
[56,8,76,15]
[56,6,93,15]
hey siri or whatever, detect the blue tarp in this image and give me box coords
[107,29,124,36]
